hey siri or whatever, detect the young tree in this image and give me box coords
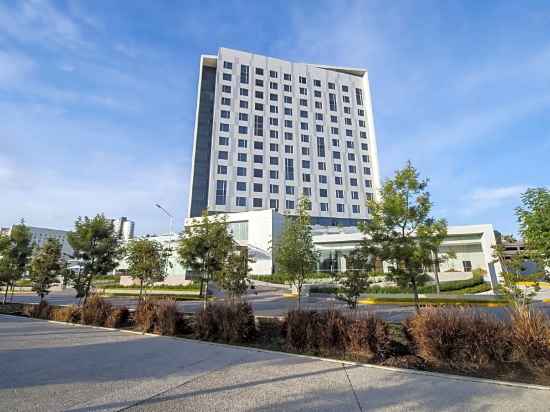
[0,222,33,303]
[67,215,122,303]
[273,197,319,308]
[29,239,62,302]
[177,211,235,308]
[215,246,252,303]
[336,249,372,309]
[126,238,172,299]
[516,187,550,275]
[358,161,447,312]
[416,219,452,295]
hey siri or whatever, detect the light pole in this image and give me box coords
[155,203,174,235]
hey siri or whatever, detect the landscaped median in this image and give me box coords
[357,293,509,307]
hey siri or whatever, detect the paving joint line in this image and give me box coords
[343,363,363,412]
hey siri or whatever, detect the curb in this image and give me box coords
[2,313,549,392]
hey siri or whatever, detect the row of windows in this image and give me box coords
[221,104,366,120]
[218,150,371,164]
[221,61,364,105]
[216,164,371,177]
[218,136,368,151]
[227,181,374,198]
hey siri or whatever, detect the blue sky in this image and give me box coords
[0,0,548,236]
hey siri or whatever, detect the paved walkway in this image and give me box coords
[1,315,549,411]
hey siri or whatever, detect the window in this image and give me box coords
[254,154,263,163]
[286,185,295,195]
[255,103,263,111]
[239,112,248,121]
[342,85,349,92]
[270,105,278,113]
[256,78,264,87]
[270,143,279,151]
[317,137,325,157]
[332,151,341,160]
[285,158,294,180]
[255,67,264,75]
[217,165,227,174]
[349,165,357,174]
[222,73,232,81]
[346,129,353,137]
[218,151,228,160]
[315,101,322,109]
[240,65,249,84]
[270,70,278,78]
[255,90,264,99]
[301,147,310,156]
[270,184,279,194]
[345,118,352,126]
[253,183,263,192]
[254,141,263,150]
[344,106,351,114]
[351,191,359,200]
[337,204,345,213]
[329,93,337,111]
[220,110,230,119]
[238,125,248,134]
[302,173,311,182]
[316,113,323,121]
[286,200,295,209]
[240,88,248,96]
[350,178,358,187]
[236,182,247,191]
[328,82,335,90]
[319,175,327,184]
[334,163,342,172]
[343,96,350,103]
[284,145,293,154]
[320,203,329,212]
[270,170,279,179]
[253,198,263,208]
[352,205,361,214]
[331,127,339,135]
[332,139,339,147]
[299,76,306,84]
[286,132,293,140]
[366,193,373,201]
[222,85,231,93]
[365,179,372,188]
[348,153,356,161]
[299,87,307,95]
[316,124,324,132]
[254,115,263,136]
[270,199,279,209]
[361,143,368,151]
[270,156,278,165]
[270,117,278,126]
[314,90,321,98]
[300,134,309,143]
[237,153,247,162]
[318,161,326,170]
[362,154,370,163]
[221,97,231,106]
[270,82,278,90]
[219,136,229,145]
[284,73,291,81]
[270,130,278,139]
[302,159,310,168]
[336,190,344,199]
[237,167,246,176]
[300,110,308,118]
[223,61,233,69]
[236,197,247,207]
[299,98,307,107]
[238,139,247,148]
[363,167,371,175]
[300,122,308,130]
[215,180,227,205]
[346,141,354,149]
[285,119,293,128]
[284,95,292,104]
[463,261,473,272]
[335,176,343,185]
[303,187,311,196]
[283,84,292,92]
[254,169,263,178]
[358,109,365,116]
[356,88,364,106]
[240,100,248,109]
[320,188,328,197]
[270,93,278,101]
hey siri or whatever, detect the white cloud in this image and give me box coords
[471,185,527,203]
[460,185,527,217]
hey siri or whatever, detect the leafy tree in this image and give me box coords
[67,214,122,303]
[516,187,550,275]
[273,197,319,308]
[358,161,447,311]
[0,222,33,303]
[216,245,252,302]
[29,239,62,301]
[336,250,372,309]
[416,219,453,294]
[177,211,235,308]
[126,238,172,299]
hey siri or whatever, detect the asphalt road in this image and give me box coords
[7,287,550,323]
[2,314,549,411]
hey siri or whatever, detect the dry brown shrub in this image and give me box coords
[105,307,130,328]
[81,294,112,326]
[194,302,256,344]
[135,299,177,335]
[23,301,51,319]
[345,314,392,362]
[50,305,81,323]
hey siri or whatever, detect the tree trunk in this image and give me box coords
[297,284,302,309]
[433,250,441,295]
[203,275,208,309]
[83,275,93,305]
[412,278,420,313]
[139,278,144,301]
[3,284,9,304]
[10,282,15,302]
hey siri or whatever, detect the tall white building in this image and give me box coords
[3,225,73,257]
[111,217,135,241]
[188,48,381,226]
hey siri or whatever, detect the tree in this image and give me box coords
[273,197,319,308]
[126,238,172,299]
[215,246,252,302]
[516,187,550,275]
[177,211,235,308]
[358,161,447,312]
[336,249,372,309]
[29,239,62,302]
[0,222,33,303]
[416,219,452,295]
[67,215,122,303]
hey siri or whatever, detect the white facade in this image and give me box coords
[111,217,135,241]
[5,226,73,257]
[188,48,381,226]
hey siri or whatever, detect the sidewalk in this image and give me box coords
[1,314,549,411]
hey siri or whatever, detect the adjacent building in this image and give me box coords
[188,48,381,226]
[2,225,73,257]
[111,217,135,242]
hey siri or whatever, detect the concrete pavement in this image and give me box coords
[1,314,549,411]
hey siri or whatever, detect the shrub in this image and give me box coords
[345,314,392,362]
[510,306,550,378]
[23,301,51,319]
[285,309,319,353]
[50,305,81,323]
[105,307,130,328]
[81,294,112,326]
[380,355,426,370]
[135,299,178,335]
[407,306,512,373]
[318,309,348,356]
[194,302,256,344]
[256,317,285,346]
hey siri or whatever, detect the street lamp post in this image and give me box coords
[155,203,174,235]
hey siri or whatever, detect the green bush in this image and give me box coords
[103,281,200,290]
